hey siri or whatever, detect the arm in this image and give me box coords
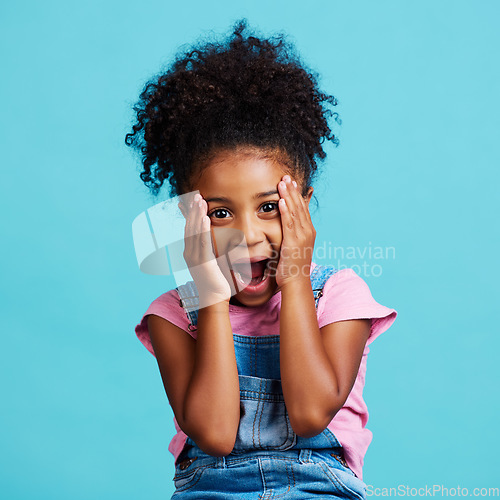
[148,193,241,455]
[279,278,371,437]
[148,303,240,457]
[275,174,371,436]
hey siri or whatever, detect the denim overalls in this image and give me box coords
[172,265,367,499]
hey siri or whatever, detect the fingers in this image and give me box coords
[181,193,201,235]
[278,186,294,232]
[198,199,215,262]
[185,198,197,240]
[288,179,309,228]
[293,180,312,224]
[278,175,310,234]
[180,193,215,265]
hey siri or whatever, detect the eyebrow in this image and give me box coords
[204,189,279,203]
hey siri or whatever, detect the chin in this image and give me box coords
[230,279,279,307]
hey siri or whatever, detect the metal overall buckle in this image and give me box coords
[178,456,198,470]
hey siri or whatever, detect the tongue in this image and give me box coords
[250,260,267,278]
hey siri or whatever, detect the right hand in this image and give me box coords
[179,193,232,308]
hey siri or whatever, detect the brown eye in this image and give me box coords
[209,208,231,219]
[260,202,279,213]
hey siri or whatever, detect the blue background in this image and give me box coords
[1,0,498,498]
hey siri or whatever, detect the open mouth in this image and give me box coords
[231,258,272,290]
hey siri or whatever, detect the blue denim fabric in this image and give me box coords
[172,265,368,499]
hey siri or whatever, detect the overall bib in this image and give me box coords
[172,265,367,499]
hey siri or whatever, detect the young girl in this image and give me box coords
[127,19,397,499]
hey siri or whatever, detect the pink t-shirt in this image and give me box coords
[134,262,398,481]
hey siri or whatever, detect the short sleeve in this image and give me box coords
[316,268,398,346]
[134,289,194,357]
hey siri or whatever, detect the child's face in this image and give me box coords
[190,149,312,307]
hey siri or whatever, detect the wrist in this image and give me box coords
[198,299,231,315]
[198,290,231,310]
[278,275,313,296]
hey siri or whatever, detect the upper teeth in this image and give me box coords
[232,265,270,285]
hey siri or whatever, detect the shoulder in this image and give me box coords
[314,265,398,346]
[134,287,193,357]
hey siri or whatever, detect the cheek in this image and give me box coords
[268,224,283,257]
[212,227,246,256]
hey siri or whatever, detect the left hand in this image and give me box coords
[275,175,316,290]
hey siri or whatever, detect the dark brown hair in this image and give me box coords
[125,18,340,199]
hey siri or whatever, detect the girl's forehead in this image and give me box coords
[195,154,290,192]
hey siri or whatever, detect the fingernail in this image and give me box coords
[292,181,297,188]
[284,175,291,182]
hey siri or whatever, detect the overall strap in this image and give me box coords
[310,264,339,308]
[177,264,339,330]
[176,281,200,332]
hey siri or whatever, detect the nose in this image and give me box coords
[213,211,268,259]
[236,213,266,248]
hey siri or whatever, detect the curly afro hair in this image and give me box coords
[125,18,340,199]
